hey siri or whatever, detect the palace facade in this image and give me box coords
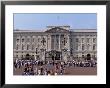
[13,26,97,61]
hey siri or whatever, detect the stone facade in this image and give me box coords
[13,26,97,61]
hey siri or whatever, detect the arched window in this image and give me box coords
[22,38,24,42]
[17,38,19,42]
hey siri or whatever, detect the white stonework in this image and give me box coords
[13,26,97,61]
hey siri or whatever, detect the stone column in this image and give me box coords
[46,35,48,51]
[59,35,60,51]
[67,35,70,51]
[62,50,67,62]
[35,55,37,60]
[40,49,45,61]
[55,35,56,50]
[42,51,45,61]
[48,35,51,51]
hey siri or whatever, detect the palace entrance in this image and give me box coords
[45,50,62,61]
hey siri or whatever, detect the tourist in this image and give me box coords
[38,69,41,75]
[44,68,48,75]
[54,71,58,75]
[34,67,38,75]
[47,71,51,75]
[40,66,44,75]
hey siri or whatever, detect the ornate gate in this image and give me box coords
[45,50,62,61]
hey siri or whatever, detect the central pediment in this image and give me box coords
[45,27,69,33]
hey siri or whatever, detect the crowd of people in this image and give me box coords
[13,58,97,75]
[14,59,65,75]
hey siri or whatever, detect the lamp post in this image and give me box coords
[41,37,46,62]
[36,48,38,60]
[62,48,68,62]
[63,38,67,46]
[44,49,46,64]
[40,48,44,61]
[41,37,46,46]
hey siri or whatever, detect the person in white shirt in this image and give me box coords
[47,71,51,75]
[44,69,47,75]
[38,69,41,75]
[54,72,57,75]
[34,67,38,75]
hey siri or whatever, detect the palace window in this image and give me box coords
[76,38,79,42]
[82,44,85,51]
[61,35,64,38]
[93,38,96,43]
[82,55,84,58]
[76,55,78,58]
[82,38,84,43]
[70,48,73,54]
[16,44,19,50]
[27,44,29,50]
[32,45,34,50]
[38,44,40,48]
[38,38,40,42]
[16,55,18,58]
[17,39,19,42]
[93,44,96,50]
[22,38,24,42]
[76,45,78,50]
[22,44,24,50]
[21,55,23,58]
[87,44,90,50]
[71,38,72,42]
[56,38,59,43]
[36,48,38,54]
[51,39,54,49]
[16,52,18,58]
[27,38,30,42]
[87,38,90,43]
[92,54,95,58]
[32,38,35,42]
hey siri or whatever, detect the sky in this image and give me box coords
[14,13,97,30]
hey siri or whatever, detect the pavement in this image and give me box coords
[13,65,97,75]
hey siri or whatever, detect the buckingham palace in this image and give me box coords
[13,26,97,62]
